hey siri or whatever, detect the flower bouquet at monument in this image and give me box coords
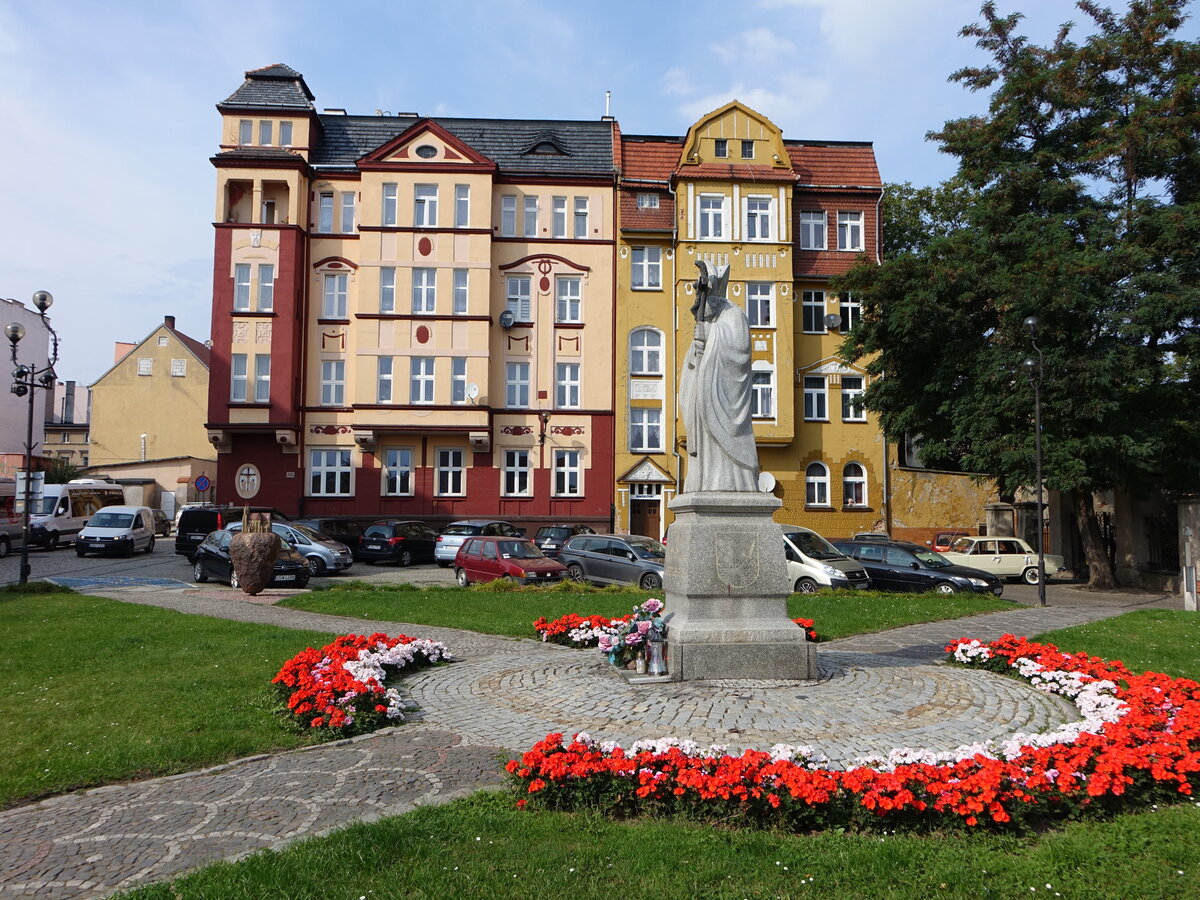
[597,598,671,668]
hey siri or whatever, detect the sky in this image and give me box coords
[1,0,1193,388]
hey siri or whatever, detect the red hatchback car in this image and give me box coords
[454,536,567,586]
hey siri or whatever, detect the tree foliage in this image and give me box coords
[838,0,1200,586]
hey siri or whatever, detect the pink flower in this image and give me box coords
[637,620,653,635]
[643,599,664,614]
[625,632,643,646]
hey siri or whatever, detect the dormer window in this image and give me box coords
[415,144,438,159]
[636,193,659,209]
[714,138,728,158]
[741,140,754,159]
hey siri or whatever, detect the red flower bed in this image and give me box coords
[506,634,1200,831]
[273,632,450,734]
[792,617,819,641]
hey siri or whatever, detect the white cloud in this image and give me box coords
[663,66,696,97]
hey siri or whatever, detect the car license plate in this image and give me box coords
[852,582,869,589]
[993,587,1003,595]
[89,543,104,548]
[276,574,296,582]
[368,544,382,550]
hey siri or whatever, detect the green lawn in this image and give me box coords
[0,590,341,809]
[1033,609,1200,681]
[280,581,1016,641]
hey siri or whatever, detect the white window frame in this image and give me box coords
[320,359,345,406]
[523,195,538,237]
[843,462,867,507]
[317,192,334,232]
[552,195,567,238]
[502,449,531,497]
[452,268,468,314]
[454,184,470,228]
[382,183,398,227]
[238,119,252,146]
[137,358,152,376]
[751,369,774,419]
[801,290,826,334]
[805,462,830,506]
[636,193,659,209]
[745,196,773,241]
[231,354,247,401]
[555,275,581,323]
[253,354,270,403]
[553,449,582,496]
[506,275,531,322]
[339,191,356,234]
[837,210,863,251]
[323,273,348,319]
[500,195,517,236]
[377,356,393,403]
[279,121,293,147]
[257,264,274,312]
[556,362,580,408]
[309,448,352,497]
[631,246,661,290]
[414,184,438,227]
[799,210,827,250]
[451,357,467,404]
[171,358,186,377]
[410,357,435,405]
[840,292,862,331]
[411,268,436,314]
[234,264,251,312]
[383,447,414,496]
[842,375,866,422]
[746,282,773,327]
[630,406,663,452]
[573,196,589,238]
[804,376,828,421]
[258,120,272,146]
[435,448,465,496]
[699,194,726,239]
[629,327,663,375]
[380,267,396,313]
[506,361,530,408]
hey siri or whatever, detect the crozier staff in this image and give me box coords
[679,260,760,492]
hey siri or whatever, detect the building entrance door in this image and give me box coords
[630,499,660,539]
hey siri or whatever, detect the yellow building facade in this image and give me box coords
[615,103,886,540]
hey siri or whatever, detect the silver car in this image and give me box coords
[559,533,666,590]
[434,519,523,567]
[225,520,353,576]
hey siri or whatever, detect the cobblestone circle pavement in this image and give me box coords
[0,580,1179,898]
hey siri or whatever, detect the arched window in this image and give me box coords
[805,462,829,506]
[843,462,867,507]
[629,327,663,375]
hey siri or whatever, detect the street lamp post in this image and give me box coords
[6,290,59,586]
[1023,315,1047,608]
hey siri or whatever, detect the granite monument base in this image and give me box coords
[665,490,816,681]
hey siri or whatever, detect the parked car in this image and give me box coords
[225,520,353,575]
[454,536,567,586]
[357,520,440,566]
[152,509,172,537]
[174,506,289,562]
[851,532,891,542]
[832,539,1004,596]
[191,529,310,589]
[780,524,871,593]
[291,518,365,555]
[559,533,666,590]
[940,536,1066,585]
[928,530,971,552]
[434,520,523,567]
[532,523,597,558]
[75,506,157,557]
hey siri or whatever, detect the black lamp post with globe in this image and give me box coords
[5,290,59,585]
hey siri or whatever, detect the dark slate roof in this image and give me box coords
[211,147,306,164]
[312,115,616,177]
[220,63,315,111]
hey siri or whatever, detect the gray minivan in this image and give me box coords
[225,520,353,575]
[559,533,666,590]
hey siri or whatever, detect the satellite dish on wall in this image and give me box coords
[465,382,479,401]
[498,309,516,329]
[758,471,777,493]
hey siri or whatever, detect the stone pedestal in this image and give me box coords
[665,491,816,681]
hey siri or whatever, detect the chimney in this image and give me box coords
[164,315,176,330]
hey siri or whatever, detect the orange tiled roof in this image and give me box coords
[787,144,881,188]
[620,138,681,180]
[794,251,875,278]
[676,162,796,183]
[619,190,674,231]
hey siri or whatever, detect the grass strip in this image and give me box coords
[0,591,341,809]
[281,581,1016,641]
[1033,608,1200,681]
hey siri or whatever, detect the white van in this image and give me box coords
[25,479,126,549]
[780,524,872,593]
[75,506,156,557]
